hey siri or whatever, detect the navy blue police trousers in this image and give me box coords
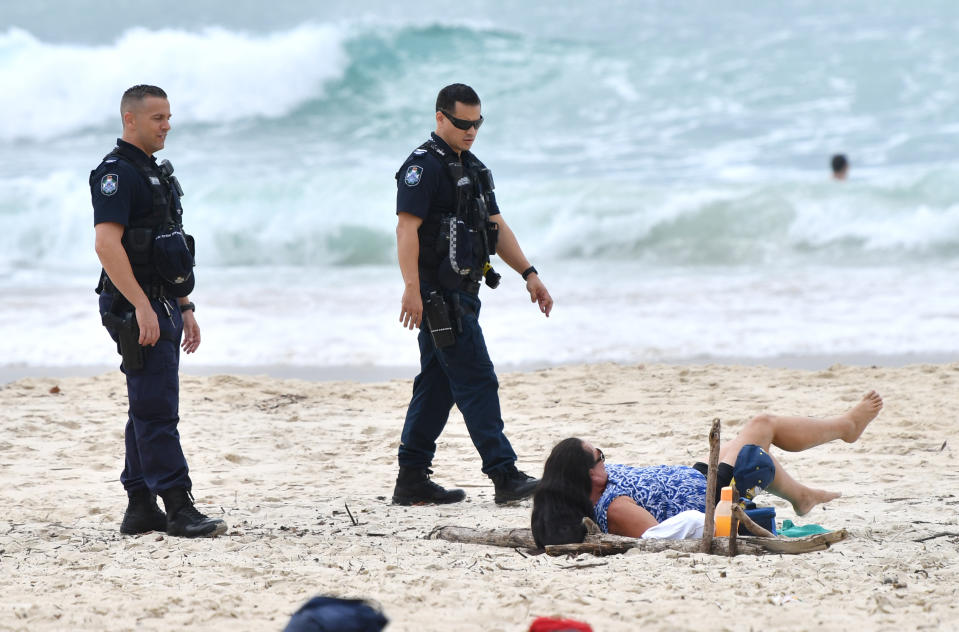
[99,293,192,494]
[398,289,517,475]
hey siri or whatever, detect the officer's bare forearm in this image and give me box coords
[396,215,422,288]
[94,223,150,310]
[397,238,420,288]
[490,215,531,273]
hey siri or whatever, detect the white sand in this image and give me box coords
[1,362,957,631]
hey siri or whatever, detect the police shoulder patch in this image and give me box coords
[404,165,423,187]
[100,173,119,196]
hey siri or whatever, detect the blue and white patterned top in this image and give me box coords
[594,463,708,533]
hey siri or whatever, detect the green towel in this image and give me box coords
[779,519,830,537]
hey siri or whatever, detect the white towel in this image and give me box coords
[641,510,706,539]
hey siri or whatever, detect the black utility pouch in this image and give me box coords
[424,291,455,349]
[103,310,145,372]
[477,167,494,192]
[122,227,154,266]
[485,220,499,256]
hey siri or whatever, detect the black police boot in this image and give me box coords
[159,487,228,538]
[119,488,167,535]
[490,464,539,505]
[391,467,466,505]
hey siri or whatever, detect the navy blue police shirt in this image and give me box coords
[91,139,155,227]
[395,132,500,221]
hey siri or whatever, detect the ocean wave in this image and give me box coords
[515,173,959,265]
[0,24,349,141]
[5,10,959,270]
[5,165,959,271]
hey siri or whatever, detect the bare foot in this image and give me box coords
[793,488,842,516]
[840,390,883,443]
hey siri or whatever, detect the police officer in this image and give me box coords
[393,83,554,506]
[92,85,225,538]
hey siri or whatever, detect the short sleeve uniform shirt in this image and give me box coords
[395,132,500,221]
[91,139,154,228]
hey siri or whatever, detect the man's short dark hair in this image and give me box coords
[121,84,167,116]
[436,83,480,113]
[831,153,848,174]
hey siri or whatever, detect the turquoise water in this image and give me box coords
[1,1,957,368]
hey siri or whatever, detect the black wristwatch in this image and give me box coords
[179,302,196,313]
[521,266,538,281]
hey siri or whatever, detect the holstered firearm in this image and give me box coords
[101,309,145,372]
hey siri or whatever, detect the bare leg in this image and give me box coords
[713,391,881,515]
[765,453,841,516]
[718,390,883,464]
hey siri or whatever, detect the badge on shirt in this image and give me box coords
[404,165,423,187]
[100,174,118,196]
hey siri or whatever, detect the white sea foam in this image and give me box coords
[0,25,348,141]
[3,262,958,370]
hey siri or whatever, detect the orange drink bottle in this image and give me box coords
[714,486,733,537]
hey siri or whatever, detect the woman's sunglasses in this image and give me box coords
[592,448,605,467]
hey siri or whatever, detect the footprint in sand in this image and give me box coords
[223,453,255,465]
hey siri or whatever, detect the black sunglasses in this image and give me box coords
[592,448,605,467]
[441,110,484,131]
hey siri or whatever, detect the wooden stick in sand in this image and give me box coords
[700,418,721,554]
[728,482,739,557]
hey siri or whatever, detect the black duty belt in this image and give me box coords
[102,276,168,299]
[418,266,481,295]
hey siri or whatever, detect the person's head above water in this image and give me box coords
[831,153,848,180]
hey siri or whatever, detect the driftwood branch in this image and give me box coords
[546,537,766,556]
[428,525,848,556]
[427,526,536,548]
[583,518,601,536]
[701,418,721,554]
[751,529,848,554]
[733,505,775,538]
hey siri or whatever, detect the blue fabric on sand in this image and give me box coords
[594,463,707,533]
[284,596,388,632]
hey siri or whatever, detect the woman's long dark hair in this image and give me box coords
[530,437,597,548]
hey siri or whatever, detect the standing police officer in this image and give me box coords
[393,83,554,506]
[92,85,226,538]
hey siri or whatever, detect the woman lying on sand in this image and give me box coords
[530,391,883,547]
